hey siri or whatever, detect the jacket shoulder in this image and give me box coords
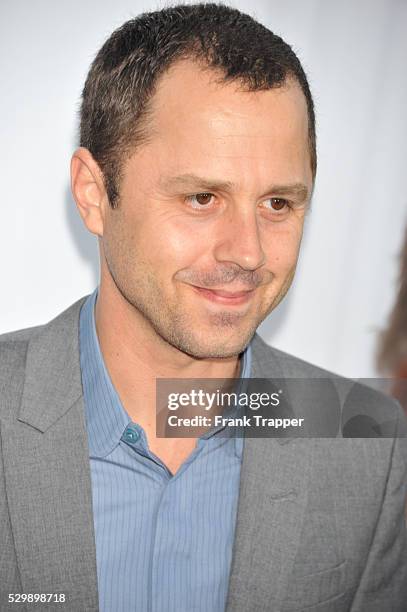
[251,333,406,436]
[0,295,89,422]
[251,332,341,379]
[0,324,43,398]
[0,338,30,421]
[0,324,45,344]
[0,326,46,420]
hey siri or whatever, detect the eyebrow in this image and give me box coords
[159,173,310,203]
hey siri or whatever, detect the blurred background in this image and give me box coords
[1,0,406,378]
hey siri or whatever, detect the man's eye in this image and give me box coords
[185,193,214,208]
[263,197,289,211]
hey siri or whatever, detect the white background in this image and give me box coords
[1,0,406,377]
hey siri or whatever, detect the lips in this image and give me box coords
[199,288,253,298]
[191,285,255,305]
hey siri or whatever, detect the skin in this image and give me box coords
[71,59,313,473]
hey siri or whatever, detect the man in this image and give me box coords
[0,4,406,611]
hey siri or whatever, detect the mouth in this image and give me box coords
[191,285,256,306]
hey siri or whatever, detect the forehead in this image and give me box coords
[139,58,312,185]
[150,58,308,136]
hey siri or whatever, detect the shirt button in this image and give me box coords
[122,424,140,444]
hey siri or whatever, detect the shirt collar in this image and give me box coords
[79,286,252,458]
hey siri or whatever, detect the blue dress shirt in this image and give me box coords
[79,287,252,612]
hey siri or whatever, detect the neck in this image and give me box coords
[94,280,242,425]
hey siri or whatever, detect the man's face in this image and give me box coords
[100,59,313,359]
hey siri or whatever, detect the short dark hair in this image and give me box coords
[80,2,316,208]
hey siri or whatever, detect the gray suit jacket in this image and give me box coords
[1,295,406,612]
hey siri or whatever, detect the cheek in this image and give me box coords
[263,225,303,272]
[135,215,207,270]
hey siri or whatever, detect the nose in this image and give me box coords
[213,204,266,271]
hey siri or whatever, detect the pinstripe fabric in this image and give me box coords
[79,287,252,612]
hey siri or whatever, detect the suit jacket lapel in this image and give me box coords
[2,296,99,610]
[225,337,313,612]
[225,437,312,612]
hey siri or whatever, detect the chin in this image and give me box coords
[178,331,252,360]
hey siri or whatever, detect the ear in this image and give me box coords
[70,147,108,236]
